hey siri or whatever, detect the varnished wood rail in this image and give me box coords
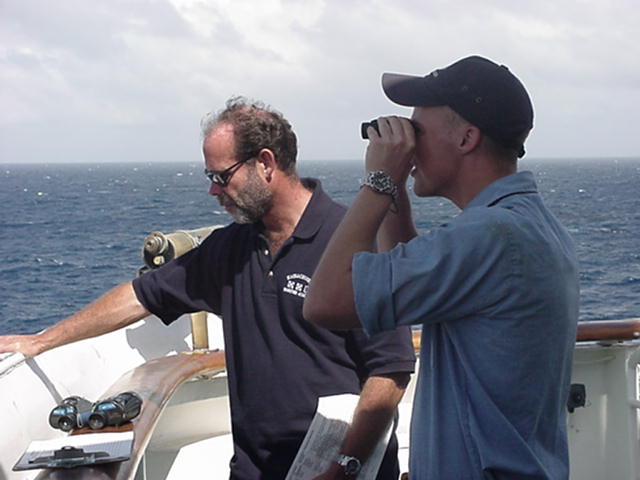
[411,318,640,350]
[35,349,226,480]
[574,318,640,342]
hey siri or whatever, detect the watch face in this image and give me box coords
[371,171,389,188]
[364,170,395,197]
[344,458,361,475]
[338,455,362,476]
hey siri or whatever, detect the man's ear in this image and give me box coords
[459,125,482,154]
[256,148,277,181]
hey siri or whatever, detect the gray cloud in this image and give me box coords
[1,0,639,163]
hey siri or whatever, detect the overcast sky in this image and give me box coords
[1,0,639,164]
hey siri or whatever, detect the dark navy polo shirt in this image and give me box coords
[133,178,415,479]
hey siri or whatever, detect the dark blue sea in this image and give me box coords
[1,159,639,335]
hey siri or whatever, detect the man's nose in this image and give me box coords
[209,182,223,196]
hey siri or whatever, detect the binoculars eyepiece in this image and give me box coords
[49,392,142,432]
[48,396,93,432]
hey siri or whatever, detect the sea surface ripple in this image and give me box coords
[1,158,638,334]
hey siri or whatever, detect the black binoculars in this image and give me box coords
[361,118,418,139]
[49,392,142,432]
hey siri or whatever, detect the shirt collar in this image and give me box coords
[291,178,334,240]
[250,177,331,242]
[465,171,538,210]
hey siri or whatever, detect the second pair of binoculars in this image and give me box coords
[49,391,142,432]
[361,118,418,139]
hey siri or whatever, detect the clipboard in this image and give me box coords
[13,431,133,471]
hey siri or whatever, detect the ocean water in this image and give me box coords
[1,158,639,335]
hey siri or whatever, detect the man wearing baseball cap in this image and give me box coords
[305,56,579,479]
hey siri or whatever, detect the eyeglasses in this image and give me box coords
[204,158,249,187]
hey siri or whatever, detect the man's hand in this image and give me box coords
[0,334,42,358]
[365,116,415,187]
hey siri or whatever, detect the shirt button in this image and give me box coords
[268,271,274,277]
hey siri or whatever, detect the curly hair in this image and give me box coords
[201,96,298,174]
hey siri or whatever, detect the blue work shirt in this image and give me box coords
[353,171,579,479]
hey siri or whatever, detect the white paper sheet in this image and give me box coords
[285,394,392,480]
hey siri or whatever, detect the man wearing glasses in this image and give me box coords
[0,97,415,480]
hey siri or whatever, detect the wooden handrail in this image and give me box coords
[575,318,640,342]
[411,318,640,350]
[35,349,226,480]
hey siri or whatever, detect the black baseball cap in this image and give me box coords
[382,56,533,157]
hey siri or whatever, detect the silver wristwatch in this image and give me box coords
[360,170,398,199]
[337,454,362,476]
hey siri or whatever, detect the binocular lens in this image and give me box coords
[361,120,379,139]
[58,416,74,432]
[88,413,106,430]
[361,118,418,139]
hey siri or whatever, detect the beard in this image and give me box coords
[218,165,273,224]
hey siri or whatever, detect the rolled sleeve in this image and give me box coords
[352,250,397,335]
[352,208,517,335]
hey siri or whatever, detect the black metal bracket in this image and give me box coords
[567,383,587,413]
